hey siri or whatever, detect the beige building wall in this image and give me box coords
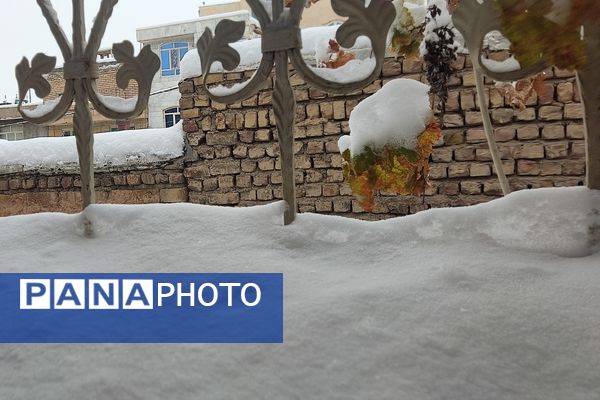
[198,0,245,16]
[296,1,344,28]
[237,0,344,28]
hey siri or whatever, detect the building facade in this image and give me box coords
[42,55,148,137]
[0,105,48,141]
[239,0,344,28]
[137,0,343,130]
[22,1,345,136]
[137,5,252,129]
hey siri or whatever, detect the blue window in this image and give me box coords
[160,42,190,77]
[164,107,181,128]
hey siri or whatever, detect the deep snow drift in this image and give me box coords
[0,187,599,400]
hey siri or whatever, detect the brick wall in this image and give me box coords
[45,63,147,137]
[0,160,187,217]
[0,55,586,219]
[177,55,586,220]
[46,63,140,101]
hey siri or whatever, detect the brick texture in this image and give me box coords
[0,56,586,220]
[175,56,585,220]
[0,160,187,217]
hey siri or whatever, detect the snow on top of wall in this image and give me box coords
[342,78,432,155]
[0,187,599,399]
[16,93,140,120]
[180,25,373,80]
[21,97,62,119]
[0,122,184,173]
[180,7,511,81]
[96,95,138,114]
[309,58,376,84]
[481,55,522,73]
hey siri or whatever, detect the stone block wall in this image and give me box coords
[0,55,587,219]
[0,160,187,217]
[178,55,586,219]
[46,63,140,101]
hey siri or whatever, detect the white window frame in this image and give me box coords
[0,124,24,141]
[164,107,181,128]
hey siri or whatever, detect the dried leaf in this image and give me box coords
[323,39,356,69]
[496,72,546,110]
[447,0,461,14]
[422,5,458,116]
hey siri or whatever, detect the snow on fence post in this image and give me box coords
[15,0,160,236]
[452,0,599,191]
[195,0,395,225]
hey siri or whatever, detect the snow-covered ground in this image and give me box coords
[0,122,184,172]
[1,187,599,399]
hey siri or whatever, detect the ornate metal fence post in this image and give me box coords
[196,0,395,225]
[452,0,599,191]
[15,0,159,235]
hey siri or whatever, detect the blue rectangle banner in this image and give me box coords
[0,273,283,343]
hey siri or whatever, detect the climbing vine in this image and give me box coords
[341,119,442,212]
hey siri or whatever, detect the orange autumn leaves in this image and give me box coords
[341,119,442,212]
[322,40,356,69]
[496,72,546,110]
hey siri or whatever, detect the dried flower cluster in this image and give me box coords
[421,3,458,116]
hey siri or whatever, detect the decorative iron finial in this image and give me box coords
[16,0,160,234]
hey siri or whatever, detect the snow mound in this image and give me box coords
[0,123,185,172]
[0,188,599,399]
[344,78,432,155]
[404,187,600,258]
